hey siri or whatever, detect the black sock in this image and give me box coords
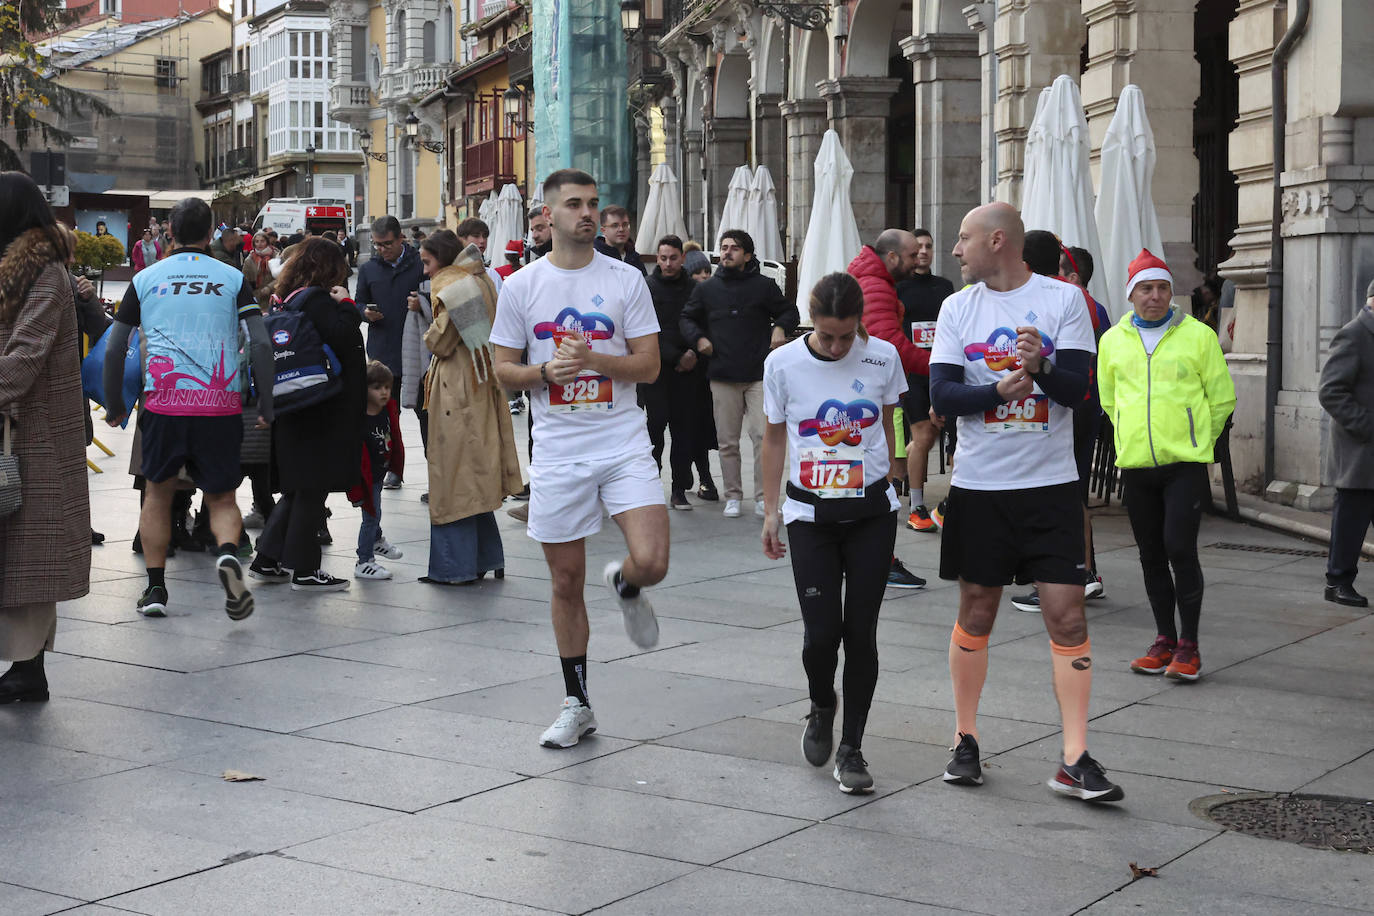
[147,567,165,589]
[614,570,640,599]
[560,655,589,706]
[217,542,237,558]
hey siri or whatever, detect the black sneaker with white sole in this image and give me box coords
[248,559,291,583]
[886,557,927,590]
[943,732,983,786]
[1011,588,1041,613]
[833,744,874,794]
[136,584,168,618]
[217,554,254,621]
[1048,750,1125,803]
[801,702,836,767]
[291,570,350,592]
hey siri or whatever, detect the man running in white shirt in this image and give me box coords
[491,168,670,748]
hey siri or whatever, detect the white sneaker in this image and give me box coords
[754,500,766,518]
[354,560,392,580]
[723,499,742,518]
[603,560,660,648]
[373,536,403,560]
[539,697,597,748]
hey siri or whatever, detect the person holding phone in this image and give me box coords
[354,215,423,489]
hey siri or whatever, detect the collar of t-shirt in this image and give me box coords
[802,333,840,363]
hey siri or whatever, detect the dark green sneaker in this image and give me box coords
[137,585,168,618]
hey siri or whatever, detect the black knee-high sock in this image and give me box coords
[560,656,589,706]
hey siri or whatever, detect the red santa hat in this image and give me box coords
[1125,249,1173,300]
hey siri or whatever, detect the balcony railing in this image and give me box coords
[329,82,372,120]
[463,136,516,196]
[226,146,254,174]
[379,65,448,102]
[227,71,249,95]
[481,0,509,15]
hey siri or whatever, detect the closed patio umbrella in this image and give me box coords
[486,182,525,266]
[715,165,753,249]
[745,165,784,262]
[1094,84,1165,320]
[1020,74,1108,308]
[796,130,862,305]
[638,163,687,249]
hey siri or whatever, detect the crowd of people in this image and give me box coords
[12,161,1365,805]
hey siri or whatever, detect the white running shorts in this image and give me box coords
[526,451,663,544]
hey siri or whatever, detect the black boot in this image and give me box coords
[0,652,48,703]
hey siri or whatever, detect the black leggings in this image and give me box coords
[1122,463,1208,643]
[787,510,897,749]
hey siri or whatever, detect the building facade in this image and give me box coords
[651,0,1367,504]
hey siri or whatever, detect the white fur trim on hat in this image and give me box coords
[1126,266,1172,301]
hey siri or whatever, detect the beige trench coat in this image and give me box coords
[422,251,523,525]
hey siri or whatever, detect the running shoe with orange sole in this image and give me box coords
[931,499,947,530]
[906,504,937,532]
[1129,636,1175,675]
[1165,639,1201,681]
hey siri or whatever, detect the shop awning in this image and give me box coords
[106,188,216,209]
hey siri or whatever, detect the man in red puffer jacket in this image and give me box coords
[847,229,927,591]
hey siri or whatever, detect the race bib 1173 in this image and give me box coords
[798,445,865,498]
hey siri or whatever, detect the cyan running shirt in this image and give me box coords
[117,248,257,416]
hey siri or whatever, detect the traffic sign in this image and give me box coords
[42,185,70,207]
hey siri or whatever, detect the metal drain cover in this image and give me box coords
[1191,793,1374,853]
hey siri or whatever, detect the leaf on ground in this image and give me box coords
[1128,862,1159,879]
[222,770,265,782]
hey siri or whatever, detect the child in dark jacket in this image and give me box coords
[349,360,406,578]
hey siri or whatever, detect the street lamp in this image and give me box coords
[619,0,641,37]
[404,112,446,153]
[358,128,388,162]
[305,143,316,197]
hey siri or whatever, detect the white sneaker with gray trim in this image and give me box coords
[539,697,597,748]
[603,560,660,649]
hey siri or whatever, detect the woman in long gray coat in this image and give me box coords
[0,172,92,702]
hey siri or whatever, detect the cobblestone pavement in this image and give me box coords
[3,411,1372,915]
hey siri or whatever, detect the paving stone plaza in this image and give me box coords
[2,412,1372,915]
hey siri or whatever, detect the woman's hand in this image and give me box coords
[329,286,350,303]
[761,512,786,560]
[406,292,423,312]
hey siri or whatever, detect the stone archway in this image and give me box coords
[783,27,832,254]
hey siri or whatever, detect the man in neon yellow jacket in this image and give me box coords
[1098,250,1235,683]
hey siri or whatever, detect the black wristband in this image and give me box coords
[539,362,548,384]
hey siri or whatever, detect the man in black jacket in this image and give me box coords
[640,235,715,510]
[594,205,646,274]
[680,228,798,518]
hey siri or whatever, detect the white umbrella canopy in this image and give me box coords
[745,165,784,262]
[796,130,862,305]
[716,165,753,249]
[638,163,687,249]
[1020,74,1109,308]
[1094,84,1165,320]
[487,182,525,265]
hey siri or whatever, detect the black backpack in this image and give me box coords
[264,287,342,415]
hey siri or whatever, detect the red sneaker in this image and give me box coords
[906,505,937,532]
[1165,639,1201,681]
[1129,635,1175,675]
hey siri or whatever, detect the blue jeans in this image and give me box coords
[356,481,383,562]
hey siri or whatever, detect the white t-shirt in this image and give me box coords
[1137,317,1169,355]
[490,252,660,467]
[929,273,1096,491]
[763,334,907,525]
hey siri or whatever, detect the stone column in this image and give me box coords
[1216,0,1281,492]
[818,76,900,245]
[780,97,827,256]
[706,117,750,240]
[634,113,652,217]
[661,94,680,182]
[901,30,980,280]
[754,91,786,233]
[963,2,997,204]
[991,0,1084,205]
[682,128,705,244]
[1079,0,1203,293]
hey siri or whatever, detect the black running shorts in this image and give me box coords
[902,373,932,428]
[1073,406,1102,504]
[139,410,244,494]
[938,481,1085,586]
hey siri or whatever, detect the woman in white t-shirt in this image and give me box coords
[760,272,910,795]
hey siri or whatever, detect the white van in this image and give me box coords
[251,198,353,237]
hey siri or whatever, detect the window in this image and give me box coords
[239,0,248,17]
[155,58,177,91]
[101,0,119,15]
[422,21,435,63]
[351,26,366,81]
[439,5,454,63]
[396,10,407,65]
